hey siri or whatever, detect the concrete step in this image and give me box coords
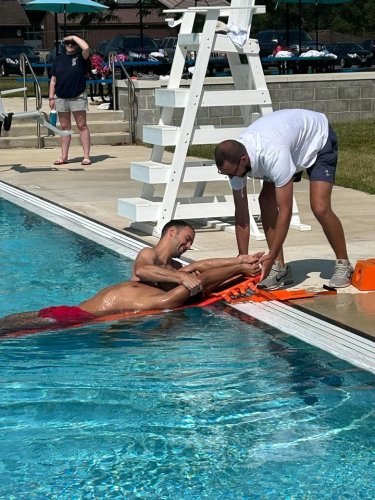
[0,109,128,148]
[0,131,129,148]
[44,131,129,147]
[4,120,127,136]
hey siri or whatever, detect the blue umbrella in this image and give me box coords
[25,0,108,50]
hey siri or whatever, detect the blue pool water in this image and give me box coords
[1,197,375,498]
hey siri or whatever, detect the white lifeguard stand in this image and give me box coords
[118,0,311,239]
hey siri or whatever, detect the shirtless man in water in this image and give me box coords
[0,220,263,335]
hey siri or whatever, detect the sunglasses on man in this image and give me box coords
[65,41,77,47]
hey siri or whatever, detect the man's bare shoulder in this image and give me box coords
[137,247,157,259]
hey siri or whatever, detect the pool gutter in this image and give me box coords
[2,181,375,375]
[232,301,375,375]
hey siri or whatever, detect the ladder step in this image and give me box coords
[155,88,271,108]
[118,195,262,222]
[143,125,245,146]
[118,197,163,221]
[118,195,235,222]
[130,160,226,183]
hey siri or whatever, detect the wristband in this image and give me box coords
[49,97,55,101]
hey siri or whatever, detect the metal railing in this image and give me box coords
[20,53,45,148]
[108,51,137,145]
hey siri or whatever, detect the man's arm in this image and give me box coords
[259,181,294,279]
[132,248,202,295]
[182,253,263,274]
[233,187,250,254]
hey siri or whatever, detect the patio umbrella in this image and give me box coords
[277,0,352,50]
[24,0,108,52]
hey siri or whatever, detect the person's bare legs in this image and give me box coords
[73,110,90,162]
[258,181,285,266]
[57,111,72,162]
[0,311,57,336]
[80,262,261,315]
[310,180,349,259]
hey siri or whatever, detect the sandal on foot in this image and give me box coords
[54,159,68,165]
[81,159,92,166]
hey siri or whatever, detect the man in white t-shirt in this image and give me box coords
[214,108,352,290]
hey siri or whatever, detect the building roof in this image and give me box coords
[0,0,31,26]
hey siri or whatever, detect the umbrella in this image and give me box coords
[277,0,351,50]
[24,0,108,52]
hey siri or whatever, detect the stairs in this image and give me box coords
[0,109,129,149]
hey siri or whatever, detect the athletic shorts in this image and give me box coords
[38,305,96,326]
[305,125,338,183]
[55,93,88,113]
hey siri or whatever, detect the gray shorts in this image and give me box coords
[55,93,88,113]
[305,125,338,183]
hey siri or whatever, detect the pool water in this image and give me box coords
[1,198,375,498]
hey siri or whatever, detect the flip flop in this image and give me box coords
[54,159,68,165]
[81,159,92,166]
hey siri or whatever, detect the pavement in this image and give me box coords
[1,97,375,337]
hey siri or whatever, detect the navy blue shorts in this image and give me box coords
[305,125,338,183]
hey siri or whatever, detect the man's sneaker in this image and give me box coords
[328,259,353,288]
[258,261,293,290]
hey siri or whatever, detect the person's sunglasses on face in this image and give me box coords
[217,155,248,178]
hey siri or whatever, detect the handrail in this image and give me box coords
[108,51,137,145]
[20,53,44,148]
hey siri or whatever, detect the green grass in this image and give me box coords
[187,120,375,195]
[333,120,375,194]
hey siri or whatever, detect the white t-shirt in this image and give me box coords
[230,109,329,190]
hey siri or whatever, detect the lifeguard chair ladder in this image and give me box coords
[117,0,311,239]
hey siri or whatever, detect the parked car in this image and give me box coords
[361,39,375,57]
[94,39,109,58]
[256,30,325,58]
[326,42,373,68]
[0,44,44,77]
[160,36,177,60]
[104,35,166,61]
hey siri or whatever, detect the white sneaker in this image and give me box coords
[328,259,353,288]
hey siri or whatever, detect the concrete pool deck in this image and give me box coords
[1,109,375,339]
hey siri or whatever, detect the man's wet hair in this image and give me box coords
[161,220,195,237]
[214,140,246,168]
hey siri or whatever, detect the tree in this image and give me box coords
[67,0,120,28]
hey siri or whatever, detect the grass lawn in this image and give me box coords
[187,120,375,195]
[334,121,375,194]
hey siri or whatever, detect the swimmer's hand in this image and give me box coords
[237,252,264,265]
[179,273,203,296]
[241,262,262,277]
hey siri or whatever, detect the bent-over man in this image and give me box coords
[214,108,352,290]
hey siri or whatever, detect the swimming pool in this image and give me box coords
[1,197,375,498]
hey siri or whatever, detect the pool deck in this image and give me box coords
[1,98,375,340]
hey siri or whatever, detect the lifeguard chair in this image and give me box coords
[117,0,311,240]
